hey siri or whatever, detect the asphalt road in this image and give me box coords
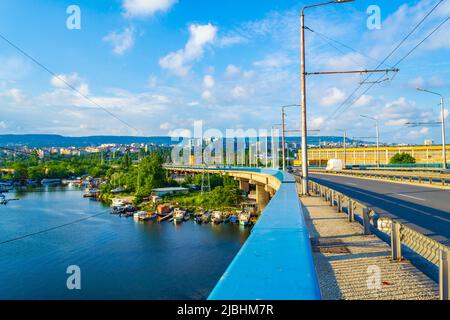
[309,173,450,246]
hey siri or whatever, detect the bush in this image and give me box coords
[389,153,416,164]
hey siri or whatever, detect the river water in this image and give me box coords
[0,185,250,300]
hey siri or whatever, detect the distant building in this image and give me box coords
[424,139,434,146]
[152,187,189,197]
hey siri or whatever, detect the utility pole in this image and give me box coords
[417,88,447,169]
[282,109,286,171]
[343,130,347,168]
[280,104,301,171]
[300,0,357,195]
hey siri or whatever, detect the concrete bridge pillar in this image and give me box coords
[238,179,250,193]
[256,183,270,212]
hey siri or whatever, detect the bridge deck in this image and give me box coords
[302,195,439,300]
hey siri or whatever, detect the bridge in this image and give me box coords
[166,165,450,300]
[167,166,320,300]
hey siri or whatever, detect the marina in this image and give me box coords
[0,185,250,299]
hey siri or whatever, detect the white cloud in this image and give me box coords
[319,88,346,107]
[159,23,218,76]
[310,116,325,130]
[218,35,247,47]
[0,121,7,129]
[409,127,430,139]
[201,90,213,101]
[385,118,409,126]
[50,73,89,96]
[353,95,373,107]
[203,75,215,88]
[123,0,177,18]
[225,64,241,78]
[168,128,191,138]
[160,122,173,130]
[103,27,135,55]
[253,54,292,69]
[0,88,26,104]
[231,86,249,99]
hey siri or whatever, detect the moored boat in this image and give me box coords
[239,212,250,226]
[173,208,186,224]
[211,211,223,224]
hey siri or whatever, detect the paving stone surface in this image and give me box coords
[301,195,439,300]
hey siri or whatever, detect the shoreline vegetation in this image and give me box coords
[1,148,245,214]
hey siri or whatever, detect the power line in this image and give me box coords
[325,0,445,122]
[335,16,449,118]
[306,27,392,69]
[0,211,108,246]
[0,33,142,134]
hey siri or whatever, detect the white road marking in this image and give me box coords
[345,182,358,186]
[395,193,426,201]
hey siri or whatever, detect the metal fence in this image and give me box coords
[309,169,450,187]
[296,177,450,300]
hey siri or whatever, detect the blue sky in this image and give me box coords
[0,0,449,144]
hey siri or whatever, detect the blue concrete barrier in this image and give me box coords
[204,168,321,300]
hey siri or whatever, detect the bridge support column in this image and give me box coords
[238,179,250,193]
[256,183,270,212]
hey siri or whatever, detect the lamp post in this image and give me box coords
[300,0,354,194]
[417,88,447,169]
[360,115,380,168]
[281,104,301,171]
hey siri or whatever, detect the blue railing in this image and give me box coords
[204,168,321,300]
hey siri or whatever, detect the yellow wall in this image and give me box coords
[294,145,450,166]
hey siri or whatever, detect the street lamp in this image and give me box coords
[360,115,380,168]
[300,0,355,194]
[417,88,447,169]
[281,104,301,171]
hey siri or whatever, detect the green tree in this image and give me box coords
[390,153,416,164]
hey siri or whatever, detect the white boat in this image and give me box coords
[173,209,186,224]
[212,211,223,224]
[111,198,126,207]
[239,212,250,226]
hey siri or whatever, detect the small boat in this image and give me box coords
[173,209,186,224]
[211,211,223,224]
[112,206,125,215]
[111,198,126,207]
[250,216,258,225]
[183,211,190,221]
[111,187,125,194]
[229,215,238,224]
[41,179,61,185]
[239,212,250,226]
[83,189,100,198]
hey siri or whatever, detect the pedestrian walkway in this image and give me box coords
[301,195,439,300]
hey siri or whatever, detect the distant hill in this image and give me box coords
[0,134,365,148]
[0,135,181,148]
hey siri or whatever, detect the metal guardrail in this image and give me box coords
[296,176,450,300]
[310,169,450,187]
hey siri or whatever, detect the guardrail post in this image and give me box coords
[362,207,371,235]
[337,195,342,212]
[440,249,450,300]
[330,191,334,207]
[391,222,402,261]
[347,199,354,222]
